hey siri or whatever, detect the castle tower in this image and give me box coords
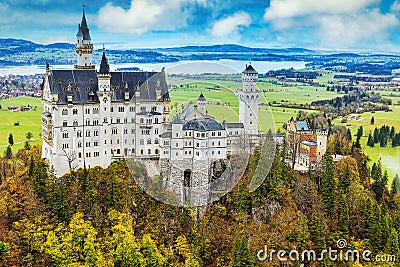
[238,64,261,134]
[98,48,111,92]
[75,7,95,69]
[316,129,328,161]
[197,93,206,114]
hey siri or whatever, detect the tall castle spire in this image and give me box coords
[75,5,94,70]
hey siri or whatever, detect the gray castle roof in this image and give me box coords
[243,64,258,74]
[48,69,168,104]
[182,118,224,131]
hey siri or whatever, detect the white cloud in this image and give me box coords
[97,0,199,34]
[264,0,379,20]
[391,0,400,12]
[210,12,251,37]
[317,9,398,48]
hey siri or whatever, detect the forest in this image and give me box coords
[0,129,400,266]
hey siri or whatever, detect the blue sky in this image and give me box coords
[1,0,400,51]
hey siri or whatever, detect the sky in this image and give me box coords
[1,0,400,51]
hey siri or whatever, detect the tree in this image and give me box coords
[321,153,336,217]
[25,132,33,140]
[385,228,399,256]
[391,174,400,196]
[367,133,374,147]
[371,116,375,125]
[309,212,326,252]
[229,234,256,267]
[141,234,165,267]
[0,241,9,261]
[8,133,14,146]
[24,140,31,151]
[62,148,77,172]
[372,159,386,202]
[346,128,352,141]
[5,146,12,159]
[337,192,349,236]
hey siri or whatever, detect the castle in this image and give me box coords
[41,6,262,193]
[284,118,328,172]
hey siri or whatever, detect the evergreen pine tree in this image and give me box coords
[367,133,374,147]
[321,153,336,217]
[371,116,375,125]
[5,146,12,159]
[385,228,399,256]
[346,128,352,141]
[337,192,349,236]
[229,235,256,267]
[8,133,13,146]
[373,128,380,143]
[392,174,400,196]
[309,212,326,253]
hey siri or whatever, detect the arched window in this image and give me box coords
[73,120,78,127]
[147,138,151,144]
[62,109,68,115]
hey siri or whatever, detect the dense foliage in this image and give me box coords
[0,132,399,266]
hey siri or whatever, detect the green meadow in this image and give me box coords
[332,106,400,180]
[0,97,43,155]
[2,75,398,181]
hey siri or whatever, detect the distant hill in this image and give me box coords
[155,44,315,54]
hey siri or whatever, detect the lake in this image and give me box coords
[0,60,307,76]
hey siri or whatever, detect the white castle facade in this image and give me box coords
[41,8,262,186]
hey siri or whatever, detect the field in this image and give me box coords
[0,97,42,155]
[2,74,399,181]
[332,106,400,180]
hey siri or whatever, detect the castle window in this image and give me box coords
[147,139,151,144]
[57,80,61,84]
[85,108,90,114]
[62,143,69,149]
[218,131,221,136]
[155,118,159,124]
[148,149,151,154]
[86,86,90,91]
[63,121,67,127]
[62,109,68,115]
[73,109,78,115]
[78,142,82,148]
[94,152,99,157]
[155,138,159,144]
[124,128,128,134]
[155,149,159,154]
[141,107,146,112]
[111,107,114,112]
[73,120,78,127]
[77,131,82,138]
[90,79,94,84]
[68,80,72,84]
[140,118,144,124]
[140,139,144,145]
[93,108,99,114]
[86,142,90,147]
[93,120,99,126]
[94,141,98,146]
[78,152,82,158]
[86,130,91,137]
[124,118,128,123]
[155,128,159,135]
[94,130,99,136]
[103,117,108,123]
[62,131,69,138]
[141,149,144,155]
[152,106,157,112]
[130,106,135,112]
[119,107,124,112]
[86,119,90,126]
[114,85,119,91]
[250,121,252,124]
[76,86,80,92]
[212,132,215,137]
[112,128,118,135]
[116,118,121,123]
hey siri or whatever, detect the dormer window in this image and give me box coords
[86,86,90,91]
[75,86,80,92]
